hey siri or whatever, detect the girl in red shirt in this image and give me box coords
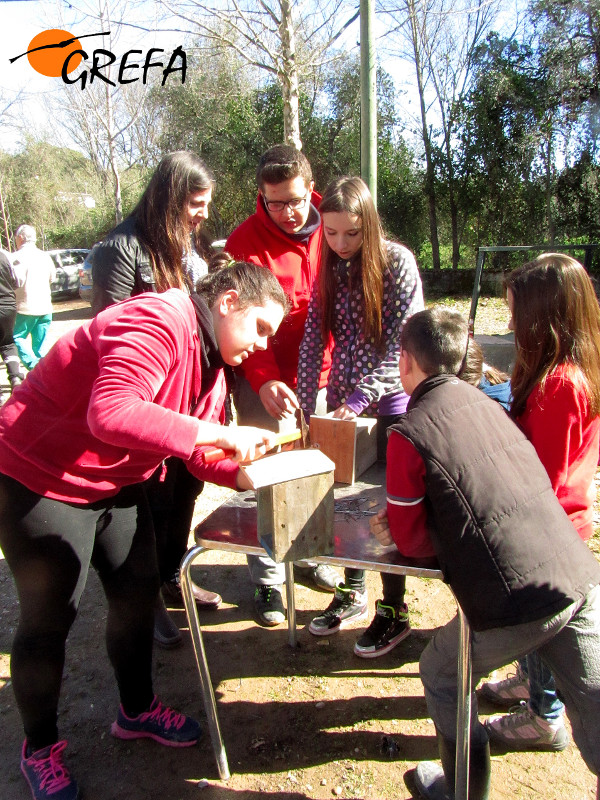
[483,253,600,752]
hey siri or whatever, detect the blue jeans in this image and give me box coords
[519,651,564,721]
[420,583,600,775]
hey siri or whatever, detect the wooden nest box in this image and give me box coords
[239,449,336,562]
[309,413,378,485]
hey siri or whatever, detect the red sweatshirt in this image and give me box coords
[225,192,331,393]
[516,364,600,540]
[0,290,239,503]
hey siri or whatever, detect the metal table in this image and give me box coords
[180,464,472,797]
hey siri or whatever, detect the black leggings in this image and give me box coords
[0,474,160,751]
[145,457,203,584]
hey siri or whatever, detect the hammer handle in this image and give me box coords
[203,428,301,464]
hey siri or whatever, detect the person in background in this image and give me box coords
[226,144,341,627]
[0,249,24,403]
[297,176,424,657]
[481,254,600,753]
[458,338,511,411]
[370,306,600,800]
[0,261,287,800]
[10,224,56,371]
[91,151,219,648]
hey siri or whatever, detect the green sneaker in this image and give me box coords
[254,585,286,627]
[354,600,411,658]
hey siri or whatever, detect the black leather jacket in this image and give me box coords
[90,216,155,315]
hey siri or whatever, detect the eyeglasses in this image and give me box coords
[263,195,309,213]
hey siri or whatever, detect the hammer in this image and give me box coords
[203,407,310,464]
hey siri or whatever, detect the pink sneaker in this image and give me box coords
[111,696,201,747]
[20,740,80,800]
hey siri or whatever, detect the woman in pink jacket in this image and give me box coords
[0,262,287,800]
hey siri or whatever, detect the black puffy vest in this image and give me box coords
[391,375,600,630]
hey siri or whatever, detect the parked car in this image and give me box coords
[78,244,98,304]
[47,249,89,299]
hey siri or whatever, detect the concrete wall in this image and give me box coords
[421,269,505,298]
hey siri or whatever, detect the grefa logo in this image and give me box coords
[9,29,186,89]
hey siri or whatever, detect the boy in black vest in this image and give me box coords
[370,307,600,800]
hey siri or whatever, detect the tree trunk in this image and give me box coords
[408,0,440,269]
[104,81,123,224]
[279,0,302,150]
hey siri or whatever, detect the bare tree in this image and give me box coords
[380,0,503,268]
[151,0,359,149]
[48,0,160,223]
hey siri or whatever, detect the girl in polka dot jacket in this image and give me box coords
[297,176,424,658]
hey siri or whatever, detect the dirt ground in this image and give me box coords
[0,297,598,800]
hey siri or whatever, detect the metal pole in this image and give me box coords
[455,607,472,800]
[360,0,377,205]
[180,547,231,780]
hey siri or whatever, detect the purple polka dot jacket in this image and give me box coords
[297,241,424,417]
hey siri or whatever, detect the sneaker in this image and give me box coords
[485,703,569,752]
[295,563,341,592]
[414,760,451,800]
[308,585,368,636]
[479,664,529,707]
[153,596,182,649]
[111,696,201,747]
[354,600,411,658]
[254,585,286,627]
[21,740,80,800]
[161,573,221,609]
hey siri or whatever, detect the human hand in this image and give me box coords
[259,380,300,419]
[212,425,277,463]
[331,403,357,420]
[369,508,393,546]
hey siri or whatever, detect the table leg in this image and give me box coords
[180,546,231,781]
[455,606,472,800]
[284,560,297,647]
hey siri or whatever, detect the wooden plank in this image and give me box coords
[354,418,378,480]
[309,414,377,484]
[239,448,335,490]
[257,472,335,562]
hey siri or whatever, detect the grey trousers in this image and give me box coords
[233,376,327,586]
[420,583,600,774]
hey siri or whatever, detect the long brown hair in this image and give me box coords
[318,176,388,347]
[505,253,600,418]
[133,151,214,292]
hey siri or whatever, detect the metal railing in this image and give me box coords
[468,244,600,333]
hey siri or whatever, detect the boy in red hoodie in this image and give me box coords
[226,145,340,625]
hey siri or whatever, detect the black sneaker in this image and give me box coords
[353,600,411,658]
[308,585,368,635]
[254,585,286,627]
